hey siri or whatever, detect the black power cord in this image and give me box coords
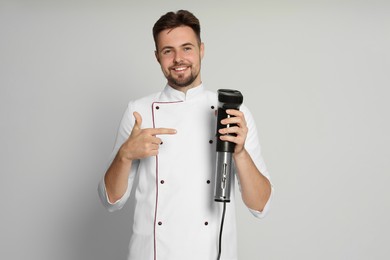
[217,201,227,260]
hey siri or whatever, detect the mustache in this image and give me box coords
[169,62,191,69]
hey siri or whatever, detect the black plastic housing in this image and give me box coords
[216,89,244,153]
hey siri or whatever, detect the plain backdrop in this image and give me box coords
[1,0,389,259]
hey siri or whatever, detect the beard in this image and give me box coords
[165,60,201,88]
[167,72,198,88]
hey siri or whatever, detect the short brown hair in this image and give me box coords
[152,10,201,50]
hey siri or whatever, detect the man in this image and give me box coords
[98,10,273,260]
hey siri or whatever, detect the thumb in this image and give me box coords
[133,111,142,130]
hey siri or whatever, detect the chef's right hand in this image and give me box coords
[119,111,177,160]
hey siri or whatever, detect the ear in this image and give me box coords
[200,42,205,60]
[155,50,160,63]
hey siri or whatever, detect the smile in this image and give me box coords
[171,66,189,72]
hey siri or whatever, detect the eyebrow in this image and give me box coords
[181,42,196,47]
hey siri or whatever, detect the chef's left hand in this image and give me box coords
[218,109,248,155]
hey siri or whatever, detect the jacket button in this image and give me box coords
[206,180,210,184]
[156,106,160,110]
[158,221,162,225]
[211,106,215,109]
[160,180,165,184]
[204,221,209,226]
[209,140,213,144]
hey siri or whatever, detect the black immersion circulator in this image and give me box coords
[214,89,243,202]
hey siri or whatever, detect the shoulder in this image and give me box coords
[127,91,162,111]
[203,89,218,101]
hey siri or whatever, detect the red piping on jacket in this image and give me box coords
[151,101,183,260]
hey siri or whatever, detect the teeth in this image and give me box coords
[174,67,187,71]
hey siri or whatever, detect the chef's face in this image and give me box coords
[155,26,204,91]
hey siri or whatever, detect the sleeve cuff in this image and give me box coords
[98,178,129,212]
[248,185,274,219]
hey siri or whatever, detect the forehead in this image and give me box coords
[156,26,198,49]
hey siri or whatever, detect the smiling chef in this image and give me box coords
[98,9,273,260]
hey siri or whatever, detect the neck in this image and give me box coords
[169,82,202,94]
[169,79,202,94]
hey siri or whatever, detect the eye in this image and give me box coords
[184,47,192,52]
[162,49,171,55]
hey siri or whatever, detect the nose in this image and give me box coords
[174,50,183,64]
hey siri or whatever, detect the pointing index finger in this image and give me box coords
[149,128,177,136]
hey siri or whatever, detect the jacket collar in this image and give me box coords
[161,84,204,101]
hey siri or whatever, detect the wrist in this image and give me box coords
[233,147,247,160]
[117,146,134,163]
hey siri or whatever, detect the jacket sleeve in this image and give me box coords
[237,104,274,219]
[98,102,139,212]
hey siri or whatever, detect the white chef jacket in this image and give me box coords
[98,84,272,260]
